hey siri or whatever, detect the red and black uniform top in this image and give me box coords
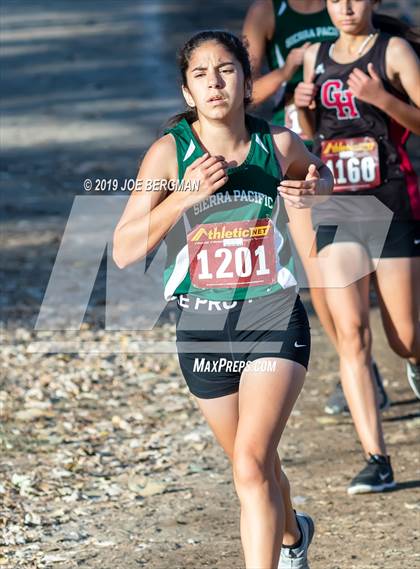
[312,32,419,220]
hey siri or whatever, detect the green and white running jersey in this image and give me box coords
[266,0,338,125]
[163,114,297,301]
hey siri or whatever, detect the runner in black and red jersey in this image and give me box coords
[295,0,420,494]
[243,1,390,417]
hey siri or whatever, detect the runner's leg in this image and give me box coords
[373,257,420,362]
[194,389,300,548]
[233,358,306,568]
[287,208,338,350]
[321,242,386,456]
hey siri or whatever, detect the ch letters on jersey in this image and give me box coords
[321,79,360,120]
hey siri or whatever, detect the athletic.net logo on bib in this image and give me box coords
[187,219,276,289]
[321,79,360,120]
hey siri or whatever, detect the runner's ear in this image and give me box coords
[182,84,196,108]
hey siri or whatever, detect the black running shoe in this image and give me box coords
[347,454,396,495]
[324,360,390,415]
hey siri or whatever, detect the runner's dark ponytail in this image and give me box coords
[165,30,253,129]
[373,5,420,56]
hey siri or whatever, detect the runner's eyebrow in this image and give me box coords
[191,61,235,72]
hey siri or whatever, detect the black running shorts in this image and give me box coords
[316,220,420,258]
[175,288,311,399]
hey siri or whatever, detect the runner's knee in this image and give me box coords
[232,448,275,492]
[336,322,372,355]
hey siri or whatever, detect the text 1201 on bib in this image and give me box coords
[187,219,276,289]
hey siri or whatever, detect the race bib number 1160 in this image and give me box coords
[187,219,277,289]
[321,136,381,192]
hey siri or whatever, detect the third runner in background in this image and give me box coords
[243,0,389,415]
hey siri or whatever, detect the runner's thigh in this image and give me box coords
[319,243,372,333]
[234,358,306,464]
[193,392,239,461]
[374,257,420,346]
[318,241,373,290]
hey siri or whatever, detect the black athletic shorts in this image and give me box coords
[175,288,311,399]
[316,220,420,258]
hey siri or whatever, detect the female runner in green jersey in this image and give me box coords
[113,30,333,569]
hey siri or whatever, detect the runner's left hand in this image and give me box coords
[347,63,385,106]
[278,164,325,208]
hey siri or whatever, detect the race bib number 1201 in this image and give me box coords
[187,219,277,289]
[321,136,381,192]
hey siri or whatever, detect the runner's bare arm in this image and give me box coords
[243,0,310,105]
[113,135,181,268]
[295,43,320,138]
[113,135,227,268]
[347,37,420,135]
[271,126,333,208]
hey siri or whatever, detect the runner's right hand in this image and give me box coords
[180,153,228,208]
[294,74,318,109]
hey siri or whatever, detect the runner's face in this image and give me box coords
[327,0,375,34]
[182,41,248,120]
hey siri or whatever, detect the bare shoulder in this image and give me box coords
[304,42,321,66]
[246,0,273,21]
[269,124,295,154]
[268,125,298,173]
[143,133,177,163]
[387,35,417,59]
[386,36,419,70]
[139,132,177,178]
[301,42,321,81]
[269,124,323,177]
[244,0,274,38]
[307,42,321,56]
[385,36,420,86]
